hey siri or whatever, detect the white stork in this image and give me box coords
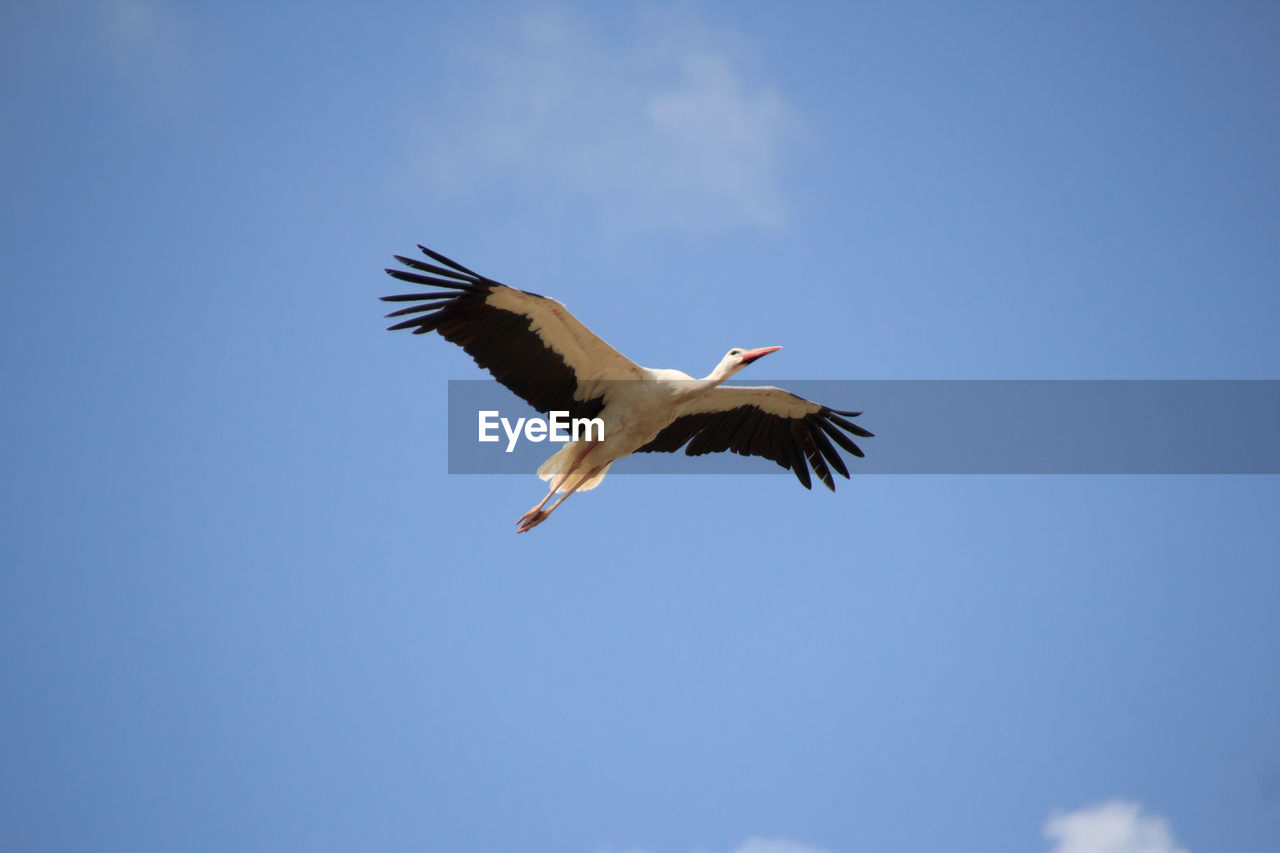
[383,245,873,533]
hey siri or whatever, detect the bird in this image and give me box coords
[382,245,873,533]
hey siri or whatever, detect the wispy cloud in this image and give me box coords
[601,837,829,853]
[418,6,801,231]
[1044,801,1188,853]
[99,0,185,69]
[730,838,831,853]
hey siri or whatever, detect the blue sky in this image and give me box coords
[2,2,1278,852]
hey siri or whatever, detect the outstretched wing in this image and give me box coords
[382,245,646,419]
[636,385,873,490]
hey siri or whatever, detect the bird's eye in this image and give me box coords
[729,349,742,356]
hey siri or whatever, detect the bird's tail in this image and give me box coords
[537,444,612,492]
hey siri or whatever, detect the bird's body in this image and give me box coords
[383,245,872,532]
[535,367,704,494]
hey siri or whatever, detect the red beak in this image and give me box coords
[739,346,783,365]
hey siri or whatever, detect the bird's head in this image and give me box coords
[712,345,783,382]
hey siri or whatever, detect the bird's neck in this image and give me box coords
[702,360,739,385]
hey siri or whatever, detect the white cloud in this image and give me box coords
[731,838,831,853]
[1044,800,1187,853]
[100,0,184,68]
[600,837,829,853]
[418,6,801,231]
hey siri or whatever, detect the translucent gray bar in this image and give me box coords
[447,380,1280,475]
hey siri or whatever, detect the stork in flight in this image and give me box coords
[382,245,873,533]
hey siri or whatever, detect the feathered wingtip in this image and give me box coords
[415,244,482,279]
[380,245,487,334]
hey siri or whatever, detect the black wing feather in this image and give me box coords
[809,425,850,480]
[392,254,476,282]
[636,403,872,491]
[795,420,834,490]
[381,248,604,420]
[826,412,874,438]
[417,244,483,278]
